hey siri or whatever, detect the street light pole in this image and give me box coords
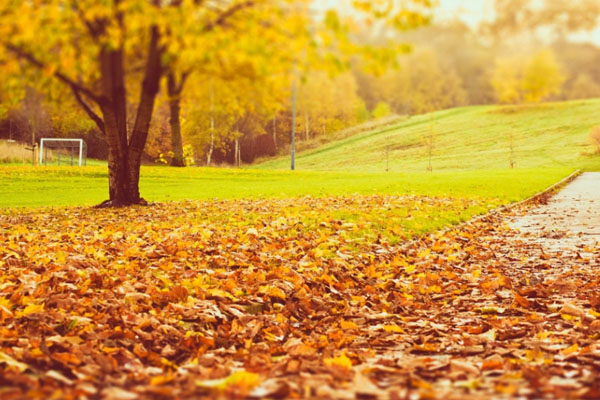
[290,76,297,171]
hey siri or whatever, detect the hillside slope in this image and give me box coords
[256,99,600,172]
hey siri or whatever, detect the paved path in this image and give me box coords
[510,172,600,253]
[358,172,600,399]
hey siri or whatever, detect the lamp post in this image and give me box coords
[290,76,297,171]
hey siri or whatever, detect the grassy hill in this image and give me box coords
[256,99,600,172]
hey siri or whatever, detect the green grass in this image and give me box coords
[256,99,600,172]
[1,99,592,238]
[0,165,573,208]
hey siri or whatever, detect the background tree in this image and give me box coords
[491,49,564,104]
[565,74,600,100]
[520,50,565,103]
[491,57,525,104]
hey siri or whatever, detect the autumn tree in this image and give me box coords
[490,57,525,104]
[296,71,366,139]
[0,1,432,203]
[484,0,600,39]
[356,48,467,115]
[183,68,285,166]
[0,1,286,205]
[565,74,600,100]
[491,50,564,104]
[521,50,565,102]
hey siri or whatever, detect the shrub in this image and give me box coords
[372,102,392,119]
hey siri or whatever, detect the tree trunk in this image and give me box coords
[272,115,277,150]
[305,111,309,141]
[126,26,162,203]
[206,131,214,166]
[206,82,215,166]
[167,72,185,167]
[98,26,162,206]
[99,45,130,205]
[234,139,241,167]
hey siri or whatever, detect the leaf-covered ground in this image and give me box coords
[0,194,599,399]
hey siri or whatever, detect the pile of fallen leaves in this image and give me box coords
[0,195,599,399]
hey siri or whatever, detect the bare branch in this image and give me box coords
[71,87,105,133]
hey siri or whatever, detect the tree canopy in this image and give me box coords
[0,0,433,203]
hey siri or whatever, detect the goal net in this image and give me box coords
[39,138,87,166]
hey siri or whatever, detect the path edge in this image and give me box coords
[414,169,583,244]
[497,169,583,212]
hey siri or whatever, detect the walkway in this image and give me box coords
[510,172,600,253]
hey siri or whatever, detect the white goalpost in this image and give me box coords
[39,138,87,166]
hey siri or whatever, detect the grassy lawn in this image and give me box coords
[0,165,572,209]
[0,99,591,239]
[256,99,600,172]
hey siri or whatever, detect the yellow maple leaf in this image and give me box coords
[259,285,286,300]
[561,343,579,355]
[17,303,44,317]
[383,325,404,333]
[150,374,175,386]
[561,313,577,321]
[324,353,352,370]
[197,370,262,393]
[340,320,358,330]
[0,297,12,309]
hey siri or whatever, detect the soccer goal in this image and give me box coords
[39,138,87,166]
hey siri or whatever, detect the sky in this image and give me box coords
[436,0,495,28]
[315,0,600,45]
[436,0,600,44]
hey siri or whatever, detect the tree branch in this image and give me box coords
[71,87,105,133]
[4,43,103,104]
[203,0,257,33]
[177,69,193,93]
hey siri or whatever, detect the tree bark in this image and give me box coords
[97,25,162,206]
[272,116,277,150]
[206,81,215,166]
[234,139,240,167]
[206,131,214,166]
[167,72,185,167]
[305,111,309,141]
[99,46,130,205]
[126,26,162,203]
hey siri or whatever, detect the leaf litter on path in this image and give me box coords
[0,194,598,399]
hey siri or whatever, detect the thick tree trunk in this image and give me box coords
[126,26,162,203]
[167,72,185,167]
[206,81,215,167]
[99,46,130,205]
[97,26,162,206]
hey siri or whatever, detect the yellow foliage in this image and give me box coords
[521,50,565,103]
[491,49,564,104]
[324,352,353,370]
[196,370,262,393]
[491,57,524,104]
[383,325,404,333]
[17,303,44,317]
